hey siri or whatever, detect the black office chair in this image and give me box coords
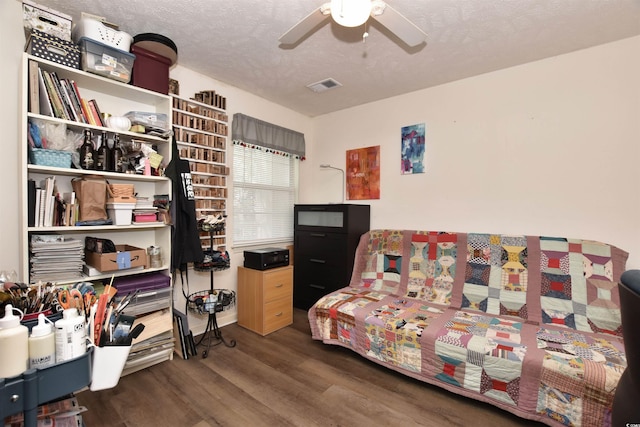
[612,269,640,426]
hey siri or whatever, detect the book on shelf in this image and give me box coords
[89,99,105,126]
[87,100,102,126]
[51,72,78,122]
[33,66,94,126]
[35,188,43,227]
[62,191,76,226]
[64,79,88,124]
[81,98,97,125]
[28,179,36,227]
[41,176,56,227]
[37,68,53,117]
[71,80,93,124]
[59,78,82,123]
[41,70,67,120]
[28,60,40,115]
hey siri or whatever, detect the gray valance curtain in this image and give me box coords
[232,113,305,157]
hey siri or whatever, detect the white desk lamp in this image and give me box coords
[320,164,345,203]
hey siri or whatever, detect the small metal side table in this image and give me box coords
[187,228,236,358]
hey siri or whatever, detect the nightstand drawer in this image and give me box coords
[263,269,293,302]
[295,260,349,285]
[295,231,348,259]
[263,297,293,334]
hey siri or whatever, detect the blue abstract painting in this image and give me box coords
[401,123,426,174]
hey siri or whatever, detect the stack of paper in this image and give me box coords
[30,234,84,282]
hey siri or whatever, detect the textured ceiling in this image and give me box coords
[36,0,640,117]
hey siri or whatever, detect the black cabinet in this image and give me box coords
[293,204,370,309]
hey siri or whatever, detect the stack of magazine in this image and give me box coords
[4,395,86,427]
[30,235,84,283]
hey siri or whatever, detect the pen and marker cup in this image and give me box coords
[89,317,143,391]
[90,343,131,391]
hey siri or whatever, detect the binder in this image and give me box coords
[28,179,36,227]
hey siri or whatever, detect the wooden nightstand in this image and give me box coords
[237,265,293,336]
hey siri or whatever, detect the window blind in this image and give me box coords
[232,114,305,247]
[233,143,299,246]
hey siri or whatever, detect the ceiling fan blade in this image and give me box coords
[372,2,427,47]
[279,6,330,45]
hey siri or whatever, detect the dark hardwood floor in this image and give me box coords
[77,309,544,426]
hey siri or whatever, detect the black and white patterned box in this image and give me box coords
[26,29,80,69]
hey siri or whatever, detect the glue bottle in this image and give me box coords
[0,304,29,378]
[55,308,86,362]
[29,313,56,369]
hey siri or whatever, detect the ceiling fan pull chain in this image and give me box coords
[363,22,369,43]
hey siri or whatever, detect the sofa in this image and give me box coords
[308,229,629,427]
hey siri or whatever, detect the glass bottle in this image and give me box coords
[111,133,123,172]
[79,129,95,170]
[96,130,111,172]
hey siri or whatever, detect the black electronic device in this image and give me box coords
[243,247,290,270]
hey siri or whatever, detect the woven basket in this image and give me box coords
[109,183,135,197]
[30,148,72,168]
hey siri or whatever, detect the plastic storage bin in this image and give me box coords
[30,148,72,168]
[107,202,135,225]
[72,17,133,51]
[79,37,135,83]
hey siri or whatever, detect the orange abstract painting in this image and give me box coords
[346,145,380,200]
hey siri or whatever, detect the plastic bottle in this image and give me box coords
[0,304,29,378]
[54,308,86,362]
[28,313,56,369]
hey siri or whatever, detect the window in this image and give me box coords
[232,143,299,247]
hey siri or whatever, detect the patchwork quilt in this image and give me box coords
[308,230,628,427]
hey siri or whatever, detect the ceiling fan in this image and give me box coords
[279,0,427,47]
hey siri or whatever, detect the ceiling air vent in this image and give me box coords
[307,78,342,93]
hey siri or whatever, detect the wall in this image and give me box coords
[306,36,640,269]
[0,1,26,277]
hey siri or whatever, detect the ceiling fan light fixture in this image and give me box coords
[330,0,372,27]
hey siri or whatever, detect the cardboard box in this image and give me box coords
[26,29,80,69]
[85,244,147,272]
[23,0,72,41]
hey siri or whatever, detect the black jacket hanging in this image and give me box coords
[165,133,204,270]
